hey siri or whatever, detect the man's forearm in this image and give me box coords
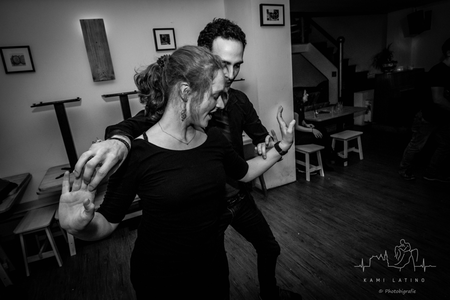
[105,129,134,142]
[104,109,155,140]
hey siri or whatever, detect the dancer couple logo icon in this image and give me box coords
[354,239,436,272]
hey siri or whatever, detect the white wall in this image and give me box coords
[225,0,296,189]
[0,0,225,203]
[0,0,296,203]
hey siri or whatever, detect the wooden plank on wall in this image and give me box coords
[80,19,115,82]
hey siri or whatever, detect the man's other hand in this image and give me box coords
[73,137,130,191]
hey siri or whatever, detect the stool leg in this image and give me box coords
[0,245,13,286]
[317,151,325,177]
[0,244,14,272]
[332,138,336,150]
[305,153,311,182]
[0,262,12,286]
[343,141,348,167]
[67,233,76,256]
[45,228,63,267]
[18,234,30,277]
[59,225,68,244]
[357,136,364,160]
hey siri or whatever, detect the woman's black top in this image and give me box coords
[97,127,248,280]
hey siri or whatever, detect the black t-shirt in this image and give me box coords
[422,62,450,124]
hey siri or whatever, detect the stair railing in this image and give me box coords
[293,15,345,100]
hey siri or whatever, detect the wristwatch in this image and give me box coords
[274,141,288,156]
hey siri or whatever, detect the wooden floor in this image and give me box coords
[1,126,449,300]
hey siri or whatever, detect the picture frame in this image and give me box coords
[0,46,36,74]
[260,4,285,26]
[153,28,177,51]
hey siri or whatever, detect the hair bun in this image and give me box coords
[157,55,170,69]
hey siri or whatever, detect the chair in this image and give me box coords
[13,205,63,276]
[295,144,325,181]
[330,130,363,166]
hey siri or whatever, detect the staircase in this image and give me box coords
[291,14,373,106]
[292,43,338,104]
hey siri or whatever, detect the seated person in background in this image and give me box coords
[58,45,295,300]
[294,90,342,171]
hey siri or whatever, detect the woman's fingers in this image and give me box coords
[277,106,284,121]
[72,172,83,191]
[276,106,287,129]
[287,119,296,133]
[61,171,70,194]
[270,129,278,143]
[274,106,296,145]
[83,199,93,211]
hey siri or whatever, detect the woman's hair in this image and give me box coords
[134,45,223,123]
[197,18,247,51]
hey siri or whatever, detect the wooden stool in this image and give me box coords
[330,130,364,166]
[295,144,325,181]
[13,205,63,276]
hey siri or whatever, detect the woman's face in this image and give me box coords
[190,70,226,128]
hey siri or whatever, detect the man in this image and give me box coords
[75,19,302,300]
[398,37,450,182]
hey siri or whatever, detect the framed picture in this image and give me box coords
[260,4,285,26]
[0,46,35,74]
[153,28,177,51]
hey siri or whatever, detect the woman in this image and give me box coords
[294,90,341,171]
[58,45,295,299]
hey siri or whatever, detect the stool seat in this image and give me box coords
[330,130,363,140]
[295,144,325,181]
[14,205,62,276]
[295,144,324,153]
[14,206,56,235]
[330,130,363,166]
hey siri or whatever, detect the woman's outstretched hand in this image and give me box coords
[59,171,96,234]
[276,106,296,148]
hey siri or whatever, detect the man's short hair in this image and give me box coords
[197,18,247,51]
[442,38,450,56]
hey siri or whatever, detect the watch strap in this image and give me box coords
[274,141,288,156]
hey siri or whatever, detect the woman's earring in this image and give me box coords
[181,107,187,121]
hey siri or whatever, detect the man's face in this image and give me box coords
[211,37,244,96]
